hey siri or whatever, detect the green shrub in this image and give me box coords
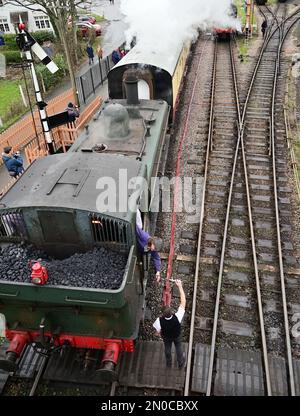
[3,31,55,50]
[3,34,19,50]
[35,53,68,91]
[91,13,105,22]
[28,30,55,44]
[2,50,22,64]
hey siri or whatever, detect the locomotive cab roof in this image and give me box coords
[0,152,144,222]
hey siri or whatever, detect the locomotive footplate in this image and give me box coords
[43,342,187,389]
[43,348,109,385]
[117,341,188,391]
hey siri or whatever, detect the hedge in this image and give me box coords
[2,34,19,50]
[35,53,68,90]
[28,30,55,44]
[1,50,22,64]
[3,30,55,50]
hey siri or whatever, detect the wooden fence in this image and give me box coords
[0,95,102,198]
[0,89,75,165]
[25,96,102,164]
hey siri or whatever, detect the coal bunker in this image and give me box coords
[0,244,127,289]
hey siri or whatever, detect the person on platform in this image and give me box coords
[97,45,103,60]
[261,20,267,38]
[86,44,94,65]
[153,279,186,368]
[112,49,121,65]
[2,147,24,179]
[66,102,80,123]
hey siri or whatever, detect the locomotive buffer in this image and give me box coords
[16,17,58,154]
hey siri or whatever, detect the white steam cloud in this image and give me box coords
[120,0,241,52]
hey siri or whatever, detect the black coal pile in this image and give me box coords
[0,244,127,290]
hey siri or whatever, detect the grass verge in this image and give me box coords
[0,79,28,133]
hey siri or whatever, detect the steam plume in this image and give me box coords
[120,0,241,52]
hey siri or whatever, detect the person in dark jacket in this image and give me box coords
[112,49,121,65]
[153,279,186,368]
[66,102,80,123]
[136,226,162,282]
[86,44,94,65]
[261,20,267,37]
[136,212,162,282]
[2,147,24,178]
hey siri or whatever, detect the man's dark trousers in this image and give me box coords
[163,337,184,367]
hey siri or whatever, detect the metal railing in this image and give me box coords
[76,46,123,105]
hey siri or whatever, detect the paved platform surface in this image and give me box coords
[43,348,105,384]
[118,341,188,391]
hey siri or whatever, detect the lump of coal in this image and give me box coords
[0,244,127,290]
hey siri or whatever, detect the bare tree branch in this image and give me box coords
[4,0,90,106]
[4,0,46,14]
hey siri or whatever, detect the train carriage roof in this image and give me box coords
[112,42,184,76]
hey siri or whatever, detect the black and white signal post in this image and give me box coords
[16,18,59,154]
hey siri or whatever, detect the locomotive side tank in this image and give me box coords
[0,86,170,378]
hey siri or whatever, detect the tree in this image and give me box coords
[4,0,92,106]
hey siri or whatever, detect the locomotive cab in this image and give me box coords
[108,42,191,120]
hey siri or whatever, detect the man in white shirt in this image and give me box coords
[153,279,186,368]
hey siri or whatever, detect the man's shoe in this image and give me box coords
[178,353,186,368]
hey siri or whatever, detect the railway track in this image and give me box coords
[2,4,300,398]
[184,4,300,396]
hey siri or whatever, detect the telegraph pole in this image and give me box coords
[16,20,56,154]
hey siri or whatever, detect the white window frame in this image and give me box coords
[34,15,50,30]
[0,18,10,33]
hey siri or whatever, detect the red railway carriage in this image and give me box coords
[213,3,238,41]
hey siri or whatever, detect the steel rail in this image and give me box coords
[184,39,241,396]
[206,44,245,396]
[269,10,300,397]
[237,6,288,397]
[206,7,279,396]
[205,5,300,396]
[183,39,218,396]
[237,7,300,396]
